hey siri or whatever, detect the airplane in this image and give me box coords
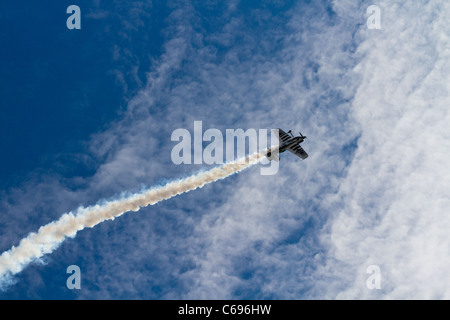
[265,128,308,161]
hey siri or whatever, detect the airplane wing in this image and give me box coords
[287,144,308,159]
[276,129,292,143]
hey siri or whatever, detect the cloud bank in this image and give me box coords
[322,0,450,299]
[1,0,449,299]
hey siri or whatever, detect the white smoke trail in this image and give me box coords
[0,152,264,289]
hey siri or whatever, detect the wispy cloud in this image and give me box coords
[1,0,361,298]
[2,0,448,299]
[320,0,450,299]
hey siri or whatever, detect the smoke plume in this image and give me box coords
[0,152,264,289]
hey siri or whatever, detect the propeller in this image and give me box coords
[288,129,307,139]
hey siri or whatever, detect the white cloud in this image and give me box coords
[321,0,450,299]
[3,0,448,299]
[62,0,362,299]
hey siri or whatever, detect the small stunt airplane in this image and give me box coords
[266,128,308,161]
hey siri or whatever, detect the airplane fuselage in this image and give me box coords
[267,136,304,158]
[265,129,308,161]
[277,136,305,153]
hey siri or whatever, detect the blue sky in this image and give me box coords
[1,0,450,299]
